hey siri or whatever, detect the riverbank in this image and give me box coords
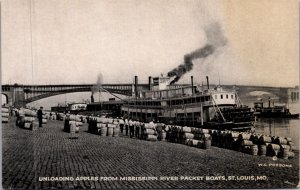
[2,118,299,189]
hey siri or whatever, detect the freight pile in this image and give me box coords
[182,127,212,149]
[64,114,82,138]
[88,117,120,137]
[143,123,158,141]
[211,130,296,159]
[15,108,38,130]
[2,107,10,123]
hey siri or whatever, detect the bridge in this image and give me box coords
[2,83,299,108]
[1,83,185,107]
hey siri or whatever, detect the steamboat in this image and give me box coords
[121,76,255,131]
[253,99,299,119]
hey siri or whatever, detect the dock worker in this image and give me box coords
[125,118,129,136]
[119,118,125,134]
[37,106,44,128]
[135,120,140,139]
[140,121,145,140]
[156,122,163,141]
[129,118,134,138]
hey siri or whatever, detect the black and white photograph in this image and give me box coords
[1,0,299,189]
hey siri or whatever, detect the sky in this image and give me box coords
[2,0,299,87]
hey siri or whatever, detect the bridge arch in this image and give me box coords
[25,88,130,104]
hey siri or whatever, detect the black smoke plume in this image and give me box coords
[91,73,103,95]
[168,22,227,84]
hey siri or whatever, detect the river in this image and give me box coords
[242,98,299,150]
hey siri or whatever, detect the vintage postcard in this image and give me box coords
[1,0,299,189]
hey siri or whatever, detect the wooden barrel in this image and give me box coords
[107,127,114,136]
[70,123,76,134]
[251,145,258,155]
[24,122,32,129]
[145,129,156,135]
[100,126,107,136]
[2,117,9,123]
[42,119,47,124]
[267,144,280,156]
[282,148,289,159]
[200,128,209,134]
[96,123,102,128]
[280,144,291,151]
[75,126,80,133]
[18,110,25,117]
[275,137,288,145]
[189,139,200,147]
[69,121,76,125]
[289,145,296,151]
[75,122,83,126]
[24,109,32,116]
[238,133,251,140]
[259,136,272,143]
[96,117,103,123]
[146,134,157,141]
[288,151,295,159]
[241,140,253,146]
[201,134,211,141]
[24,117,35,122]
[113,127,120,137]
[203,140,211,149]
[182,126,191,133]
[258,145,267,156]
[107,118,114,124]
[285,137,292,142]
[183,132,194,139]
[144,123,155,129]
[2,112,9,117]
[31,121,39,131]
[230,132,240,138]
[2,107,9,113]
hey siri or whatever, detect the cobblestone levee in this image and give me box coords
[2,118,299,189]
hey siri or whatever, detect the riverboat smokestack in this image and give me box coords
[191,76,194,94]
[206,76,210,89]
[148,76,152,91]
[135,76,138,98]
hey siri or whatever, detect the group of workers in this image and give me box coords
[115,118,165,140]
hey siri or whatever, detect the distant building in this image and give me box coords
[68,103,87,111]
[51,105,68,113]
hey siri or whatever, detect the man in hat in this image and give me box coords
[37,106,43,127]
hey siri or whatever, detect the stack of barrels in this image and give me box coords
[64,114,82,138]
[210,130,295,159]
[266,137,295,159]
[2,107,9,123]
[183,127,212,149]
[42,112,48,124]
[49,112,57,120]
[88,117,120,137]
[57,113,66,121]
[144,123,157,141]
[24,109,38,130]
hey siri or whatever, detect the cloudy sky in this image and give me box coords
[2,0,299,87]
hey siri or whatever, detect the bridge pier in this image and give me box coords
[2,86,25,108]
